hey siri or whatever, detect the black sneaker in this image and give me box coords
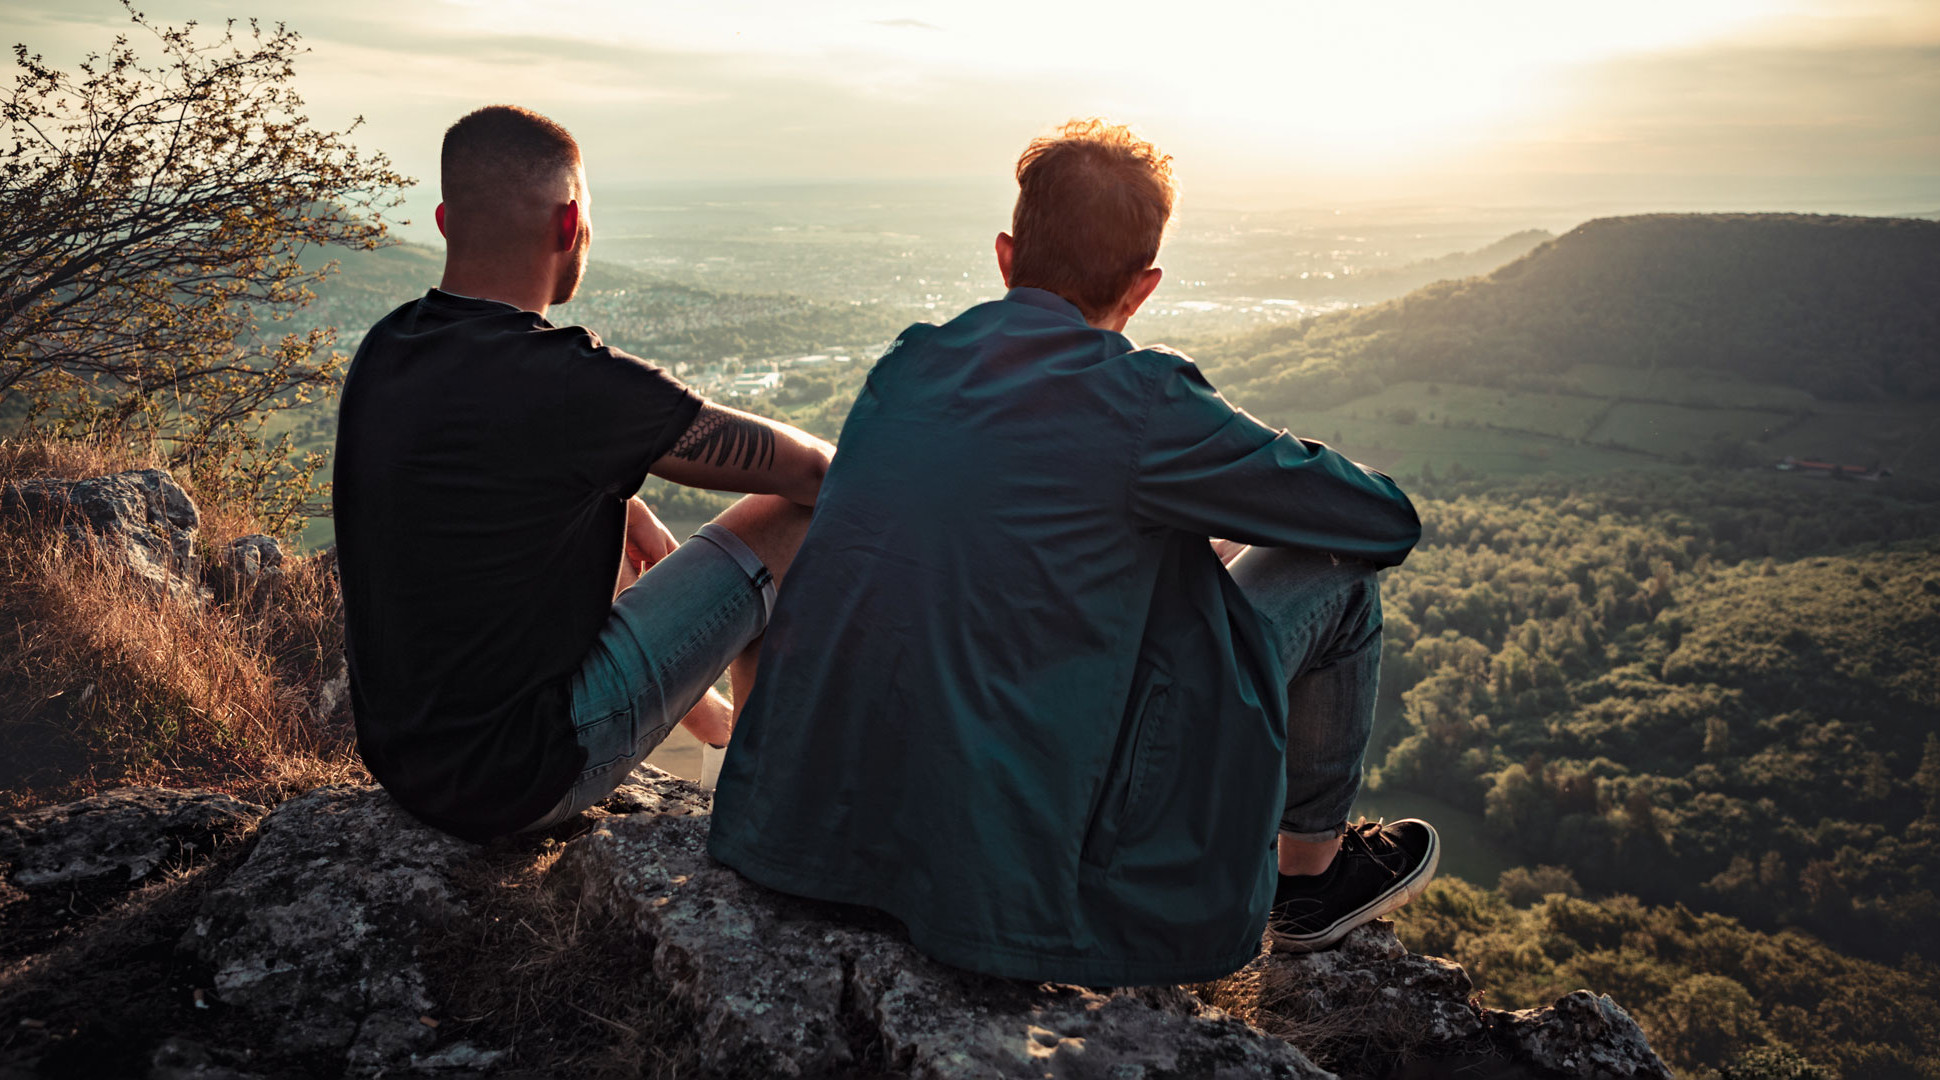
[1269,818,1440,952]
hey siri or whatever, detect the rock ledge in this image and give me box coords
[2,770,1673,1079]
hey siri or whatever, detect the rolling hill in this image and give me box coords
[1191,213,1940,480]
[1199,213,1940,404]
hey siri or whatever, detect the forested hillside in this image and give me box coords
[1355,470,1940,1078]
[1369,471,1939,961]
[1188,217,1940,1079]
[1395,877,1939,1077]
[1192,214,1940,417]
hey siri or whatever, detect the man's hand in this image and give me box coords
[624,496,680,574]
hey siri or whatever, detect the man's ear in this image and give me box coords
[1120,266,1163,321]
[557,200,581,252]
[995,232,1015,287]
[434,203,447,239]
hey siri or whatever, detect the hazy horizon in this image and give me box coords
[380,174,1940,254]
[7,0,1936,246]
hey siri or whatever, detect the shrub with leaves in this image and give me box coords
[0,3,407,538]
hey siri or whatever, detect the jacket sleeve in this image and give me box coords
[1128,351,1422,568]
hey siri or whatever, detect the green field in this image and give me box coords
[1783,404,1940,467]
[1589,401,1795,455]
[1564,362,1821,409]
[1245,364,1933,482]
[1314,383,1609,440]
[1278,408,1663,477]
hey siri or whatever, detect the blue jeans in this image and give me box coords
[520,523,774,832]
[1225,546,1384,841]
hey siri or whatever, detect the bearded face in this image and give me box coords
[553,212,590,305]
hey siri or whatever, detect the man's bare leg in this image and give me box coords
[1278,832,1342,875]
[716,492,814,716]
[611,496,794,747]
[665,493,814,745]
[714,492,817,584]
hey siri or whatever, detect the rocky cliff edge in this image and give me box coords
[0,774,1670,1080]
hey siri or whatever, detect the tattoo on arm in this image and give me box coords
[671,406,777,471]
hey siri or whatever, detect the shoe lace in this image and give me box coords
[1340,818,1402,879]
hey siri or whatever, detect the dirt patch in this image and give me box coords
[0,857,284,1079]
[419,818,707,1080]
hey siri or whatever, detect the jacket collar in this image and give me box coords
[1003,287,1088,325]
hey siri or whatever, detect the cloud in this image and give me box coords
[11,0,1936,210]
[1504,39,1940,176]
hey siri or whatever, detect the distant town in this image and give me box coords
[669,348,886,400]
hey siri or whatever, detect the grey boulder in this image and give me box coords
[1220,920,1486,1048]
[185,785,472,1069]
[559,767,1331,1080]
[1500,990,1673,1080]
[206,533,285,606]
[1,468,204,601]
[1210,925,1670,1079]
[164,767,1671,1079]
[0,787,264,891]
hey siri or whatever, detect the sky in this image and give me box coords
[5,0,1937,221]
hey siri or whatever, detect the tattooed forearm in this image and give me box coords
[671,407,778,471]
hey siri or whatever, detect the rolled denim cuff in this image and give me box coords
[690,521,777,628]
[1278,822,1349,844]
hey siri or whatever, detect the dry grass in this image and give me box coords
[425,833,707,1080]
[0,434,716,1074]
[0,434,363,810]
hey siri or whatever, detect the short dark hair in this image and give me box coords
[440,105,581,211]
[1009,119,1175,322]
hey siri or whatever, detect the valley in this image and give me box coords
[200,210,1940,1076]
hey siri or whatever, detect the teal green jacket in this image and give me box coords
[709,288,1420,985]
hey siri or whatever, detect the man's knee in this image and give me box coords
[1228,546,1384,655]
[711,494,814,583]
[1229,545,1379,601]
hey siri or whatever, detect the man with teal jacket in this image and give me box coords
[709,120,1437,985]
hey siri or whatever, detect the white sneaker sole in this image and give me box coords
[1270,820,1441,953]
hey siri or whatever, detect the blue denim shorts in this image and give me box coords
[519,522,773,831]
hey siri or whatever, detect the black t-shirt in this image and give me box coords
[334,289,703,841]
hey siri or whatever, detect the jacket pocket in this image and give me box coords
[1080,669,1172,871]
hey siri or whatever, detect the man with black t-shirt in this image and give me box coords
[334,105,834,841]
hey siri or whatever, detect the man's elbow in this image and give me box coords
[1376,498,1424,566]
[783,438,835,506]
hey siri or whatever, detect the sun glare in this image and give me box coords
[47,0,1914,191]
[433,0,1808,170]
